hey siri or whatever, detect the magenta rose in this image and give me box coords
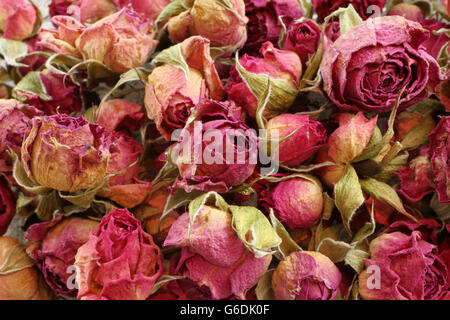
[227,41,302,118]
[312,0,386,22]
[359,227,448,300]
[265,114,327,166]
[244,0,303,54]
[74,209,163,300]
[283,19,322,68]
[428,116,450,205]
[272,251,342,300]
[0,176,15,236]
[16,70,82,115]
[25,216,99,297]
[321,16,442,113]
[164,207,271,300]
[173,100,257,193]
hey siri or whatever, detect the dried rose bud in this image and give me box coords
[98,131,151,208]
[322,16,442,113]
[95,99,145,133]
[0,176,15,236]
[16,69,82,115]
[77,8,158,74]
[268,176,323,229]
[227,42,302,118]
[164,207,271,300]
[25,216,99,297]
[428,116,450,205]
[74,209,163,300]
[21,114,110,192]
[0,0,37,40]
[145,36,224,140]
[328,112,378,164]
[0,237,39,300]
[387,3,425,23]
[359,229,448,300]
[397,146,434,202]
[314,145,345,189]
[174,100,257,193]
[312,0,386,22]
[266,114,327,166]
[283,19,322,68]
[272,251,342,300]
[167,0,248,52]
[38,15,85,58]
[0,100,43,172]
[244,0,303,54]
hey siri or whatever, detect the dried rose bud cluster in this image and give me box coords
[0,0,449,301]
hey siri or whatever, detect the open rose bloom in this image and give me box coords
[2,0,450,302]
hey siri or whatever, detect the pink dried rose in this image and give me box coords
[21,114,110,192]
[77,8,158,74]
[0,0,38,40]
[265,114,327,166]
[244,0,303,54]
[164,208,271,300]
[328,112,378,164]
[312,0,386,22]
[97,131,151,208]
[173,100,257,193]
[282,18,322,68]
[115,0,170,21]
[95,99,146,133]
[0,176,15,236]
[428,116,450,205]
[265,176,324,229]
[74,208,163,300]
[0,99,43,172]
[16,70,82,116]
[25,216,99,297]
[397,145,434,203]
[272,251,342,300]
[387,3,425,23]
[145,36,224,140]
[359,228,448,300]
[321,16,443,113]
[167,0,248,52]
[227,41,302,118]
[38,15,85,58]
